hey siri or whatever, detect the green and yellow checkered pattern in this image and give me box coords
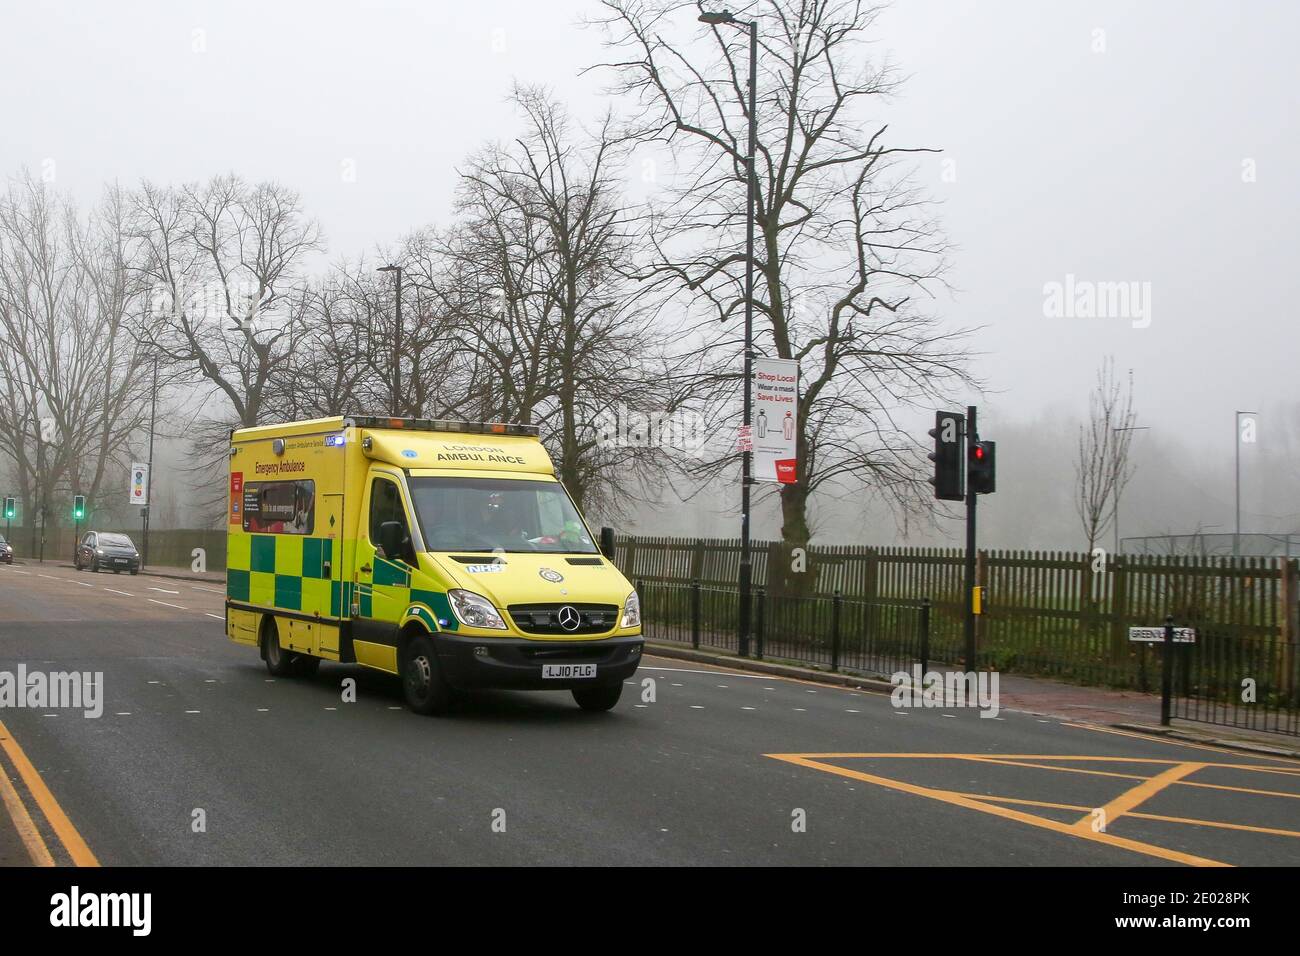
[227,533,344,618]
[227,532,457,630]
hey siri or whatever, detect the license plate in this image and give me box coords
[542,663,597,680]
[114,558,128,564]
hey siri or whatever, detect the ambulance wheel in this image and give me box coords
[293,655,321,677]
[262,622,296,677]
[573,683,622,712]
[402,635,451,716]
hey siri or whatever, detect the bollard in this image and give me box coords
[1160,614,1174,726]
[920,598,932,677]
[831,590,843,672]
[690,580,701,650]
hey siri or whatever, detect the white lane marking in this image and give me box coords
[634,704,647,708]
[38,574,62,581]
[147,587,180,594]
[191,586,224,594]
[74,581,94,588]
[147,681,161,685]
[115,712,131,716]
[794,707,807,712]
[942,714,956,718]
[148,599,188,610]
[716,684,729,688]
[103,587,133,596]
[205,613,223,620]
[185,710,200,714]
[387,706,402,710]
[893,712,909,716]
[4,568,30,574]
[257,708,269,713]
[741,706,756,711]
[846,709,860,714]
[640,666,771,680]
[689,705,704,709]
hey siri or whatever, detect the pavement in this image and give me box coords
[1,559,1297,867]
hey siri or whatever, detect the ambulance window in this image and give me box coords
[369,477,411,557]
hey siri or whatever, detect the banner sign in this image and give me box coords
[129,462,149,506]
[753,357,799,484]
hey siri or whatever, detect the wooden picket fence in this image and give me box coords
[615,535,1300,728]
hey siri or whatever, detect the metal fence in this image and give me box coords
[618,534,1300,736]
[636,579,936,680]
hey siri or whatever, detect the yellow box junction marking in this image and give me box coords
[764,752,1300,867]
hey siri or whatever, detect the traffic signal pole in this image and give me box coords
[963,405,978,687]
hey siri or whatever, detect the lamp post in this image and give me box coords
[378,264,404,415]
[699,7,758,657]
[1112,425,1149,555]
[1234,410,1257,557]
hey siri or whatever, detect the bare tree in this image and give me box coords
[426,87,674,513]
[0,175,150,547]
[1075,356,1138,552]
[129,175,323,437]
[593,0,976,566]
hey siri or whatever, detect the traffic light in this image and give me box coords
[3,497,14,519]
[968,440,996,495]
[73,495,86,520]
[927,411,965,501]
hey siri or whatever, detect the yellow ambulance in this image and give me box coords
[224,416,644,714]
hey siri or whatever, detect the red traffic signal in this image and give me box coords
[968,440,996,495]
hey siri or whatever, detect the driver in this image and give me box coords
[478,492,525,546]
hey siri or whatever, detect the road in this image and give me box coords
[0,561,1296,867]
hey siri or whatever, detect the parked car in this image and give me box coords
[75,531,140,574]
[0,535,12,564]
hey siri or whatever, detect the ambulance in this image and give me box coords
[224,416,644,714]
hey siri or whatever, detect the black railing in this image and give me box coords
[637,579,937,681]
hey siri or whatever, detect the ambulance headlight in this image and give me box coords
[448,589,507,630]
[621,590,640,628]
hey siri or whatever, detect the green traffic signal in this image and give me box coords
[3,497,14,519]
[73,494,86,520]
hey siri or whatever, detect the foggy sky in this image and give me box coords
[3,0,1296,548]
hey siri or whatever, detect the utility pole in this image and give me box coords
[699,8,758,657]
[143,357,158,568]
[963,405,977,677]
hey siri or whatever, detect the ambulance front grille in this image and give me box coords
[507,603,619,635]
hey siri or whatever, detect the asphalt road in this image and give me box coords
[0,561,1296,867]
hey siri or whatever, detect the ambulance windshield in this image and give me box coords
[409,476,598,554]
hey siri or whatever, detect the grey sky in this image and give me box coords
[3,0,1296,543]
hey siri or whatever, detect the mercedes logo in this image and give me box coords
[556,606,581,631]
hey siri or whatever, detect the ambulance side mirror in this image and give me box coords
[599,526,616,560]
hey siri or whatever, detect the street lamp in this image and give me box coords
[1235,410,1258,557]
[1112,425,1149,555]
[378,264,404,415]
[699,7,758,657]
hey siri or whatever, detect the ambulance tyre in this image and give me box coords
[402,634,451,716]
[261,620,296,677]
[572,683,622,712]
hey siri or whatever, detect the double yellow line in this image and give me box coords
[0,718,98,867]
